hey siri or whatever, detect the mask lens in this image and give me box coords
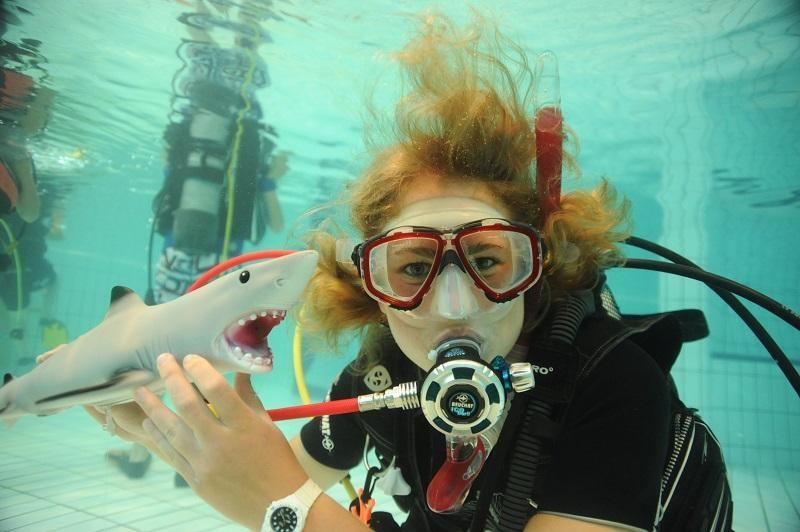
[367,235,440,304]
[459,228,535,295]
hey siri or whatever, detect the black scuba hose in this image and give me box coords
[622,259,800,330]
[622,238,800,398]
[497,400,552,532]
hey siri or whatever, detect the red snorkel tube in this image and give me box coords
[534,51,563,219]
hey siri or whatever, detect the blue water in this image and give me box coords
[1,0,798,530]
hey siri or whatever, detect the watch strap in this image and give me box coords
[262,478,322,532]
[294,478,322,508]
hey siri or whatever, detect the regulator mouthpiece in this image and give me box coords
[434,336,482,362]
[421,337,498,513]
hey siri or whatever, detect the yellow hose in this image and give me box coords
[0,219,23,324]
[292,321,358,502]
[292,323,311,405]
[220,24,259,262]
[341,475,358,503]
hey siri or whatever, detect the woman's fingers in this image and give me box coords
[83,405,144,442]
[83,406,134,442]
[181,355,252,430]
[233,372,266,412]
[84,405,106,425]
[109,403,151,439]
[155,354,221,438]
[134,385,200,460]
[142,418,196,483]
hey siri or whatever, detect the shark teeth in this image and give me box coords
[223,308,287,371]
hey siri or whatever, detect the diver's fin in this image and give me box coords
[35,369,155,410]
[105,287,145,319]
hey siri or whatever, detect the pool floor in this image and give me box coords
[0,408,798,531]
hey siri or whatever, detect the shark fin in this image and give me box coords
[105,286,146,319]
[1,375,17,427]
[35,369,156,410]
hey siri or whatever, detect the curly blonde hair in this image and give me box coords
[300,12,631,363]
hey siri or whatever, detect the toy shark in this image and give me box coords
[0,250,318,423]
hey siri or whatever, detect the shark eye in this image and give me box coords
[239,270,250,284]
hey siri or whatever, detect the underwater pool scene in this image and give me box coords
[1,0,798,530]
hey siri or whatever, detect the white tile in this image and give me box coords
[729,466,768,531]
[176,516,240,532]
[12,509,97,531]
[0,491,41,509]
[100,501,181,523]
[0,470,57,489]
[65,488,143,511]
[191,522,247,532]
[772,522,800,532]
[31,478,109,499]
[778,469,800,508]
[0,498,53,519]
[128,508,209,531]
[53,517,124,532]
[762,468,800,531]
[81,497,157,519]
[0,503,73,530]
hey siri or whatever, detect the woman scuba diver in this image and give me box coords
[64,11,747,532]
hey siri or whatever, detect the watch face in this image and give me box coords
[270,506,298,532]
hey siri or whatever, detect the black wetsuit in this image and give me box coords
[300,318,670,531]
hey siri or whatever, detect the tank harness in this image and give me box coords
[153,35,269,259]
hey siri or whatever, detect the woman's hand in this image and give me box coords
[134,353,309,530]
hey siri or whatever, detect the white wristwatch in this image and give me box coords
[262,478,322,532]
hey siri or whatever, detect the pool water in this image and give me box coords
[1,0,798,530]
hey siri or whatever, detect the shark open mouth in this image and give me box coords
[221,309,287,372]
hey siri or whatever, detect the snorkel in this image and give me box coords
[534,51,563,219]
